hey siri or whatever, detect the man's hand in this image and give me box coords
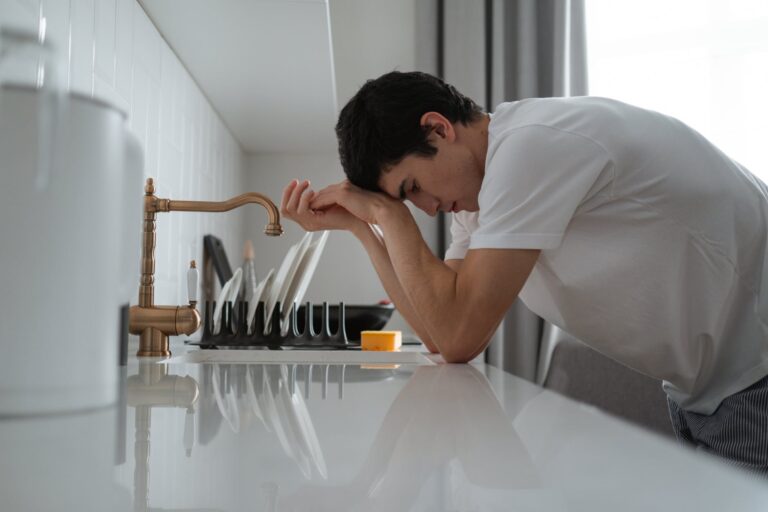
[281,179,366,233]
[309,180,406,225]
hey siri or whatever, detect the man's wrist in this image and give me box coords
[375,200,408,227]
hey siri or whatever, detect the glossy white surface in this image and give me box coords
[166,348,434,366]
[2,341,768,511]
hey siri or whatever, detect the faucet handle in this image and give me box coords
[187,260,198,306]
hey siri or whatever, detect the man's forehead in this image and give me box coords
[378,166,406,199]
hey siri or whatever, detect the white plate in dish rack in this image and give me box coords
[280,230,330,335]
[279,231,314,305]
[263,244,297,328]
[247,268,275,334]
[264,232,312,333]
[213,268,242,334]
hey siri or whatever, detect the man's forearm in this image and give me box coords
[374,205,478,360]
[352,223,439,353]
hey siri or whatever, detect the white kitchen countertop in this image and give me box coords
[2,339,768,511]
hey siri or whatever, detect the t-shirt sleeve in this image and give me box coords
[445,213,471,260]
[470,124,613,250]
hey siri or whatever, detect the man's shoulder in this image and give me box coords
[490,96,632,135]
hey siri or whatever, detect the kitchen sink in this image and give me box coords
[164,349,435,365]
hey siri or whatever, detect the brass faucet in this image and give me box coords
[129,178,283,357]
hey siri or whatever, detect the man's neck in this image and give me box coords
[470,113,491,177]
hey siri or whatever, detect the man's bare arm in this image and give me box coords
[308,182,539,363]
[280,179,441,353]
[376,206,539,363]
[353,223,439,353]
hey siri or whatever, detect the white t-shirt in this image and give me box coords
[446,97,768,414]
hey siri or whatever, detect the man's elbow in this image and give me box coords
[441,352,474,364]
[420,337,441,354]
[438,334,490,363]
[439,343,478,364]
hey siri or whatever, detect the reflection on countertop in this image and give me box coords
[112,356,768,512]
[2,343,768,511]
[127,362,200,511]
[278,364,542,511]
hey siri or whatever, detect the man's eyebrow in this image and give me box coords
[398,180,406,200]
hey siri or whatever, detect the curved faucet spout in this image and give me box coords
[169,194,283,236]
[144,178,283,236]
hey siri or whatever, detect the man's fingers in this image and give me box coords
[286,179,310,213]
[280,179,299,214]
[309,189,341,210]
[297,189,314,215]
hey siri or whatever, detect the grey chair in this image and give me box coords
[541,334,674,438]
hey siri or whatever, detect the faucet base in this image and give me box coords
[137,328,171,358]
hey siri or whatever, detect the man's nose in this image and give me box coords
[413,195,440,217]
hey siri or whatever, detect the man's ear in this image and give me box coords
[420,112,455,142]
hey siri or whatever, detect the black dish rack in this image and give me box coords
[185,300,357,349]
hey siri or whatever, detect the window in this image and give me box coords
[586,0,768,180]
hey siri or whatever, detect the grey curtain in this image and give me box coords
[441,0,588,381]
[487,0,588,381]
[500,0,588,100]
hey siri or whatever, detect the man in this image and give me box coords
[281,71,768,472]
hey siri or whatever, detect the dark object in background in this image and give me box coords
[203,235,234,287]
[118,303,129,367]
[296,303,395,341]
[203,234,240,324]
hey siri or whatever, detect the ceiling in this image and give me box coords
[139,0,338,154]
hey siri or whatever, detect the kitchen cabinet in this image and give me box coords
[139,0,338,153]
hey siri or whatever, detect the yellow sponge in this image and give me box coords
[361,330,402,351]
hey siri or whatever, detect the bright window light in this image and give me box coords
[586,0,768,181]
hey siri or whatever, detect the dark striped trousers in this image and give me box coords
[667,375,768,476]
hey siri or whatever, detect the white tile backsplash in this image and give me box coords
[93,0,115,82]
[0,0,36,31]
[144,76,160,179]
[1,0,246,306]
[114,0,132,101]
[130,1,159,78]
[68,0,94,94]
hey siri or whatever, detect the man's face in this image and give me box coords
[378,144,483,216]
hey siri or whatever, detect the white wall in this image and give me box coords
[242,0,440,337]
[0,0,246,306]
[330,0,418,106]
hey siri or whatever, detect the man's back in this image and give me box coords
[451,96,768,413]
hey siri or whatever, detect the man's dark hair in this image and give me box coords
[335,71,484,192]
